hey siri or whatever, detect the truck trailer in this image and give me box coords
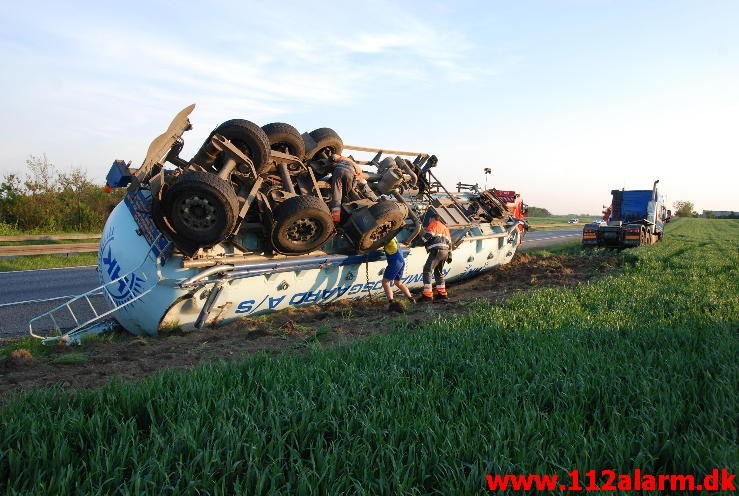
[582,180,667,249]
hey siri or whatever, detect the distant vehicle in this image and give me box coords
[568,218,579,224]
[582,180,667,249]
[592,219,606,225]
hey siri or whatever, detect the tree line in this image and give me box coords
[0,155,124,233]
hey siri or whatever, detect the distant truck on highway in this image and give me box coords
[582,180,667,249]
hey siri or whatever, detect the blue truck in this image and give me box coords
[582,180,668,248]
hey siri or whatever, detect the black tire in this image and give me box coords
[304,127,343,161]
[345,200,407,252]
[271,195,334,254]
[262,122,305,159]
[151,194,201,257]
[192,119,271,174]
[162,171,239,248]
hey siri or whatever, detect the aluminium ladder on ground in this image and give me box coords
[28,235,171,344]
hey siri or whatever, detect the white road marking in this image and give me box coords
[526,232,580,243]
[0,292,104,308]
[0,265,96,275]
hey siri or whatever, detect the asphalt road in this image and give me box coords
[519,228,582,251]
[0,227,582,339]
[0,265,105,339]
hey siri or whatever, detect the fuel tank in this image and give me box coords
[98,194,522,335]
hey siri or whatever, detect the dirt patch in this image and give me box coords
[0,252,618,399]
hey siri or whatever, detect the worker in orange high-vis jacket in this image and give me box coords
[329,154,377,222]
[420,213,452,302]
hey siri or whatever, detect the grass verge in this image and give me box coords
[0,337,53,361]
[527,216,590,231]
[0,238,99,246]
[0,253,98,272]
[0,219,736,494]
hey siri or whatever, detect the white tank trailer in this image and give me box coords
[29,105,528,343]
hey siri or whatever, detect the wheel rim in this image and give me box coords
[286,218,321,244]
[176,195,218,232]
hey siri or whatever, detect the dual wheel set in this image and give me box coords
[153,119,406,256]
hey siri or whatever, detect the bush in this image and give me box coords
[0,154,124,232]
[526,206,551,217]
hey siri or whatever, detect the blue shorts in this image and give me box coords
[383,258,405,281]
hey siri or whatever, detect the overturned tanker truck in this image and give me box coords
[29,105,528,343]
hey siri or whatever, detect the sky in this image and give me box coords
[0,0,737,214]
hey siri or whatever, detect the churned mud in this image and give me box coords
[0,251,619,399]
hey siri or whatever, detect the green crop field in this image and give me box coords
[1,219,737,495]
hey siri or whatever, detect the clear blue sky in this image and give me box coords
[1,1,737,214]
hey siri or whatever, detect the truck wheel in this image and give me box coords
[163,171,239,247]
[304,128,343,161]
[192,119,271,174]
[262,122,305,159]
[271,195,334,254]
[345,200,407,252]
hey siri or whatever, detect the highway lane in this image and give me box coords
[520,228,582,251]
[0,265,105,339]
[0,265,99,305]
[0,227,583,339]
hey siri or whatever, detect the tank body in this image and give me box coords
[99,195,521,335]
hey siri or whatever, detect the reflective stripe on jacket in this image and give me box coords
[423,219,451,251]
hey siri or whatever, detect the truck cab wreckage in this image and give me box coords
[29,105,528,343]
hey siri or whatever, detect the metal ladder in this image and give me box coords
[28,236,171,344]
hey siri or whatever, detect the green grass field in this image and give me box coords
[0,235,99,272]
[1,219,736,495]
[0,253,98,272]
[527,215,595,230]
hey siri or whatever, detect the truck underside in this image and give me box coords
[582,221,662,249]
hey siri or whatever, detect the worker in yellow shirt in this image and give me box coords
[381,237,414,313]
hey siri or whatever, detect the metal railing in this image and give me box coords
[28,235,170,344]
[0,234,101,257]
